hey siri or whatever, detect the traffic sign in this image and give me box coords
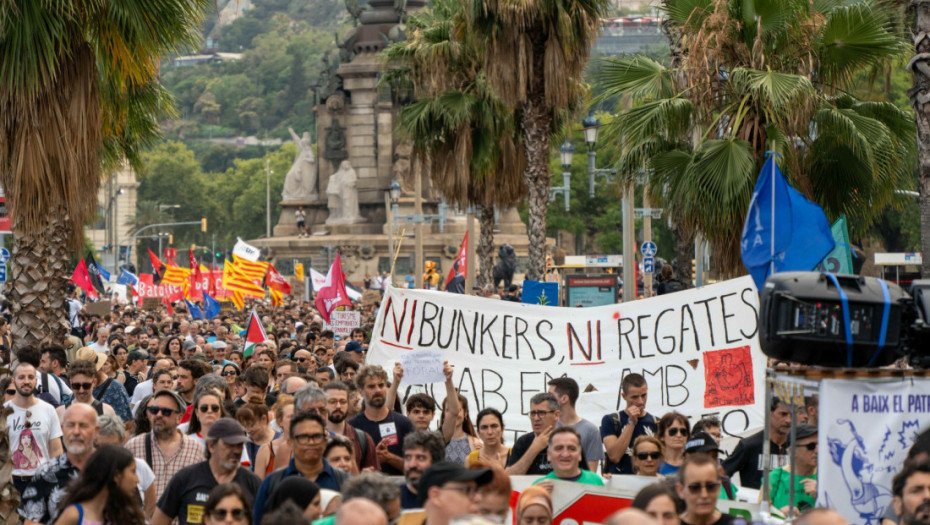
[643,256,654,274]
[641,241,657,257]
[0,248,10,263]
[0,263,8,282]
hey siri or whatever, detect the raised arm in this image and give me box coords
[440,361,460,443]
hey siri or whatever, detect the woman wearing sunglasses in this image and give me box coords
[657,412,690,476]
[631,436,664,477]
[202,483,253,525]
[221,364,240,389]
[187,390,250,466]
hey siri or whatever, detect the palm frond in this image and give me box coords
[594,55,676,101]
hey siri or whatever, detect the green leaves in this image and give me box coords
[817,3,906,86]
[595,55,675,100]
[730,68,815,113]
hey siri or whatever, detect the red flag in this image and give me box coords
[148,248,164,276]
[71,259,97,298]
[265,265,292,295]
[189,248,203,284]
[444,231,468,290]
[314,252,352,323]
[209,264,217,296]
[244,309,267,357]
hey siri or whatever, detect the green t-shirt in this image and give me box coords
[534,470,605,487]
[312,516,335,525]
[768,468,816,510]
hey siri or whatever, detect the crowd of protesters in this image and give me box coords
[2,282,928,525]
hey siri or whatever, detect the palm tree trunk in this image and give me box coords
[522,41,553,281]
[477,205,495,288]
[8,210,73,350]
[674,227,694,286]
[910,1,930,278]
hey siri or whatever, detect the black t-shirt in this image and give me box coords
[400,482,421,509]
[721,429,789,489]
[348,410,414,475]
[682,513,736,525]
[157,461,261,525]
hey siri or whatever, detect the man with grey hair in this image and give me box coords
[294,383,329,418]
[151,418,261,525]
[335,499,388,525]
[96,414,157,518]
[342,472,402,522]
[210,340,231,367]
[506,392,560,475]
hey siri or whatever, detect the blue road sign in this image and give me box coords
[0,263,8,282]
[0,248,10,264]
[643,256,655,274]
[641,241,657,257]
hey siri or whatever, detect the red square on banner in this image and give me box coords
[703,346,754,408]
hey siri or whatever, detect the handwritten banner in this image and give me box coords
[399,349,445,385]
[331,310,361,336]
[367,276,766,440]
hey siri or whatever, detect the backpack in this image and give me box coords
[663,279,686,294]
[37,372,71,407]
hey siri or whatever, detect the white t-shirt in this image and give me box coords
[6,400,63,476]
[135,457,155,503]
[37,372,73,406]
[131,379,154,412]
[67,299,83,328]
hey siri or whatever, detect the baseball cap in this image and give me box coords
[791,424,818,443]
[126,350,148,364]
[75,347,106,371]
[207,418,251,444]
[684,432,723,454]
[345,341,363,353]
[417,462,493,505]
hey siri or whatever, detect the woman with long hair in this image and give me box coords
[221,363,240,389]
[440,394,481,464]
[656,412,690,476]
[467,408,510,469]
[253,394,294,478]
[111,344,130,386]
[188,389,251,465]
[101,355,119,380]
[163,336,183,362]
[53,445,145,525]
[235,398,278,466]
[202,483,252,525]
[631,435,664,477]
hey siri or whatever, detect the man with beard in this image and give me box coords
[56,359,117,421]
[722,397,793,489]
[130,358,173,411]
[6,362,63,494]
[893,461,930,525]
[126,389,204,498]
[349,365,414,475]
[152,418,261,525]
[19,403,97,525]
[324,380,379,471]
[400,430,446,509]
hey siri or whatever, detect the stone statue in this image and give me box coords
[326,160,362,225]
[336,32,355,64]
[323,119,349,169]
[281,127,318,202]
[345,0,363,26]
[393,143,415,194]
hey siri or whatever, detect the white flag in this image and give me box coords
[232,237,261,262]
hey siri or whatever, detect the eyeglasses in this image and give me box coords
[441,484,478,497]
[667,427,689,437]
[635,451,662,460]
[295,357,309,363]
[799,442,818,451]
[529,410,554,419]
[147,406,178,417]
[292,432,327,445]
[208,508,247,520]
[685,481,721,494]
[199,404,221,413]
[71,382,94,392]
[221,371,238,377]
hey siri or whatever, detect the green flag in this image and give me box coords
[817,215,853,273]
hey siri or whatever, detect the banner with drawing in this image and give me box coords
[367,276,766,441]
[818,378,930,525]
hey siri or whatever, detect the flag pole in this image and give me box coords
[770,155,776,277]
[389,226,408,282]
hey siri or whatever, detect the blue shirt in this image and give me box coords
[599,411,657,474]
[253,458,343,525]
[95,377,133,422]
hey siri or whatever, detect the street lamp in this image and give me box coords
[550,139,573,211]
[388,178,447,288]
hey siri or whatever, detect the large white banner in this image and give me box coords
[367,276,766,441]
[818,378,930,525]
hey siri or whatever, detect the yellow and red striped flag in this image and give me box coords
[232,255,269,281]
[161,266,190,287]
[222,262,265,297]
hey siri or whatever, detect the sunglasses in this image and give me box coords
[5,389,15,396]
[209,508,246,520]
[71,382,94,392]
[635,451,662,460]
[799,442,818,451]
[198,404,221,413]
[147,406,178,417]
[685,481,721,494]
[667,427,689,437]
[221,371,238,377]
[295,357,310,363]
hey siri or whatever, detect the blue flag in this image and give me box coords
[740,154,835,290]
[185,299,204,320]
[203,293,221,320]
[521,280,559,306]
[117,269,139,286]
[97,265,111,282]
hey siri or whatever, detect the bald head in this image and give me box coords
[62,403,99,456]
[606,508,660,525]
[335,498,388,525]
[795,509,850,525]
[155,359,172,371]
[281,376,308,396]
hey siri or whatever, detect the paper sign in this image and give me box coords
[85,300,111,317]
[399,349,445,385]
[331,310,361,336]
[141,297,161,310]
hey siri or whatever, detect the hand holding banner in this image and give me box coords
[399,349,446,385]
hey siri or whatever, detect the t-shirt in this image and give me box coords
[560,418,604,464]
[507,432,591,476]
[599,411,657,474]
[6,400,63,477]
[768,468,816,511]
[348,410,414,475]
[68,299,83,328]
[131,379,154,412]
[135,458,156,505]
[157,461,261,525]
[721,430,789,489]
[400,482,421,509]
[534,470,605,487]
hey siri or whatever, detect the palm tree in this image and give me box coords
[382,0,527,287]
[469,0,610,280]
[597,0,915,276]
[0,0,209,348]
[909,1,930,277]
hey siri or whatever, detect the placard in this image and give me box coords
[399,349,445,385]
[141,297,161,310]
[85,300,111,316]
[331,310,361,336]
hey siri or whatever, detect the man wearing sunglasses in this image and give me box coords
[677,454,736,525]
[768,424,818,515]
[55,359,116,422]
[127,389,204,499]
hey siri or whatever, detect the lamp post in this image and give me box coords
[550,140,574,211]
[388,178,448,289]
[582,111,633,302]
[265,159,273,239]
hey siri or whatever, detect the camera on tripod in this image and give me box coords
[758,272,930,367]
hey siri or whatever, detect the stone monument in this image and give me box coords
[281,127,318,202]
[325,160,362,225]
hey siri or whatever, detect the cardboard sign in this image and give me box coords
[399,349,445,385]
[141,297,161,310]
[331,310,361,336]
[85,300,111,317]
